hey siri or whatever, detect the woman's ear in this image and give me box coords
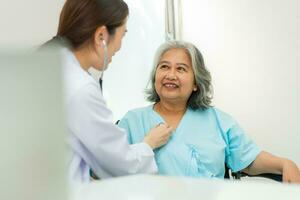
[193,84,198,91]
[94,26,108,46]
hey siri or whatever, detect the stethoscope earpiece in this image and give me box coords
[101,39,107,47]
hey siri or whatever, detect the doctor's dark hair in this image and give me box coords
[146,41,213,110]
[53,0,128,49]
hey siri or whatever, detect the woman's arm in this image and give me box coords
[243,151,300,183]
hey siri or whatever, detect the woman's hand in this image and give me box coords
[282,159,300,183]
[143,123,174,149]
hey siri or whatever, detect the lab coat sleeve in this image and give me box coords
[67,84,158,178]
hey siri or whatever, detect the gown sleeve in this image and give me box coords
[222,117,261,172]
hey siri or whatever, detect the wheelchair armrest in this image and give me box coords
[232,171,282,182]
[241,172,282,182]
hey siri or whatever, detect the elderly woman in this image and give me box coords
[118,41,300,183]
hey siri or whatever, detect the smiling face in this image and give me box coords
[154,48,197,104]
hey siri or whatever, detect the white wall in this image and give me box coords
[182,0,300,164]
[0,0,64,47]
[102,0,165,121]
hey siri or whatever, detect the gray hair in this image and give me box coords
[146,41,213,110]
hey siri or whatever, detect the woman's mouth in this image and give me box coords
[163,83,179,88]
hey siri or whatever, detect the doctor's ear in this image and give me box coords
[94,26,108,46]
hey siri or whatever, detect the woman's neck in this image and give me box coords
[72,48,91,71]
[155,100,187,116]
[154,100,187,129]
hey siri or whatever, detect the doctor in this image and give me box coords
[45,0,173,182]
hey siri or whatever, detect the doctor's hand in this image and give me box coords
[282,159,300,183]
[143,123,174,150]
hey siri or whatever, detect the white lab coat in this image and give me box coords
[62,48,157,182]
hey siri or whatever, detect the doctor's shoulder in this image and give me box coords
[39,36,71,50]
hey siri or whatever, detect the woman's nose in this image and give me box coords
[165,69,177,80]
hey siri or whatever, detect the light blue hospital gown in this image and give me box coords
[118,105,261,178]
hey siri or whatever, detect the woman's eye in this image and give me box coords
[159,65,168,69]
[177,67,186,72]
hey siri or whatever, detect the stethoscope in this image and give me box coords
[87,39,108,91]
[99,39,108,91]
